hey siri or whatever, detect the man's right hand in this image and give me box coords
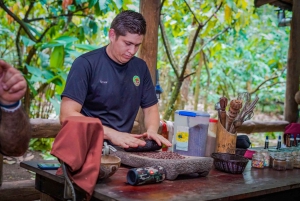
[103,126,146,148]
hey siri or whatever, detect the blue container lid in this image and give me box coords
[175,110,210,117]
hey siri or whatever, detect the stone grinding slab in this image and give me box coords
[112,149,213,180]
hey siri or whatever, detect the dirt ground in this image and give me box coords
[2,150,48,182]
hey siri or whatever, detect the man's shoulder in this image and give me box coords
[130,56,147,66]
[80,46,105,59]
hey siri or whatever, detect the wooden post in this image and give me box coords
[284,0,300,122]
[136,0,161,132]
[0,154,3,186]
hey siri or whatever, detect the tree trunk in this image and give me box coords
[136,0,161,132]
[194,48,203,111]
[284,0,300,122]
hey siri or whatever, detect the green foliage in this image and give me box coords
[29,138,54,152]
[0,0,291,151]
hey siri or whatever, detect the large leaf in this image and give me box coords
[74,44,99,50]
[50,45,65,69]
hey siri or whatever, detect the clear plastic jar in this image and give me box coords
[261,150,270,167]
[294,155,300,168]
[252,151,265,169]
[273,153,287,171]
[285,153,294,170]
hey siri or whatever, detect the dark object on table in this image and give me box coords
[236,135,251,149]
[211,153,249,174]
[124,140,162,152]
[235,148,247,156]
[127,166,165,186]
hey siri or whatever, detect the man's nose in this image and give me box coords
[128,45,136,55]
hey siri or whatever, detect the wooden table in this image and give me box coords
[21,160,300,201]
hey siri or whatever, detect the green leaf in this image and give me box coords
[115,0,123,9]
[21,36,36,46]
[39,0,47,5]
[89,0,98,8]
[68,5,76,12]
[55,36,79,44]
[74,44,98,50]
[99,0,108,11]
[50,45,65,69]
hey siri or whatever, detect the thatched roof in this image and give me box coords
[255,0,293,11]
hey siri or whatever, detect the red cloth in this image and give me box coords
[50,116,104,196]
[284,123,300,144]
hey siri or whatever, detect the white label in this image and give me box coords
[175,126,189,151]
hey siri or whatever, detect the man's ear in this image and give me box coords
[108,29,116,42]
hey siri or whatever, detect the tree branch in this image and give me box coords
[183,72,196,80]
[0,0,37,42]
[189,26,230,62]
[24,1,35,20]
[159,17,179,78]
[180,3,223,79]
[249,68,286,94]
[184,0,201,26]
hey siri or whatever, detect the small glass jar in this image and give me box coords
[294,155,300,168]
[273,153,287,171]
[261,150,270,167]
[285,153,294,170]
[252,151,265,169]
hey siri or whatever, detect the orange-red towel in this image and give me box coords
[50,116,104,196]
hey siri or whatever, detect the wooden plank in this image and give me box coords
[30,119,140,138]
[0,180,40,201]
[29,118,289,138]
[40,193,58,201]
[236,120,289,134]
[285,0,300,122]
[255,0,277,7]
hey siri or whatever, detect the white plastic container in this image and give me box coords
[173,110,210,157]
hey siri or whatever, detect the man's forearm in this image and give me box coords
[0,107,31,156]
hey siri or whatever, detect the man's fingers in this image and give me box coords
[0,60,12,70]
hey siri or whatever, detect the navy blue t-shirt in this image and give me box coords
[62,46,158,132]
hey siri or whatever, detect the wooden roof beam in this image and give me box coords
[255,0,277,7]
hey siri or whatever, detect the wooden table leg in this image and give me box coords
[0,154,3,187]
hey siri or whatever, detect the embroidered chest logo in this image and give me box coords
[133,75,140,86]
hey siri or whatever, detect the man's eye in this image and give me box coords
[125,42,131,45]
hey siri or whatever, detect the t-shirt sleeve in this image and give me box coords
[61,57,91,105]
[140,63,158,108]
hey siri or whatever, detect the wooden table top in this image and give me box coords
[21,160,300,201]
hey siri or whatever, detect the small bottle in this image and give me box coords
[277,136,282,150]
[273,152,287,171]
[252,151,265,169]
[285,152,294,170]
[290,135,295,147]
[296,134,300,147]
[261,149,270,167]
[264,136,269,149]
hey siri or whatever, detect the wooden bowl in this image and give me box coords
[98,155,121,180]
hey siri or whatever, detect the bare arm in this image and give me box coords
[60,97,146,148]
[143,104,172,147]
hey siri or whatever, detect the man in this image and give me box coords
[60,10,171,149]
[0,60,30,156]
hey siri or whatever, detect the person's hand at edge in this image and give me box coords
[0,60,27,105]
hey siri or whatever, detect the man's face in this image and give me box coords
[108,29,144,64]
